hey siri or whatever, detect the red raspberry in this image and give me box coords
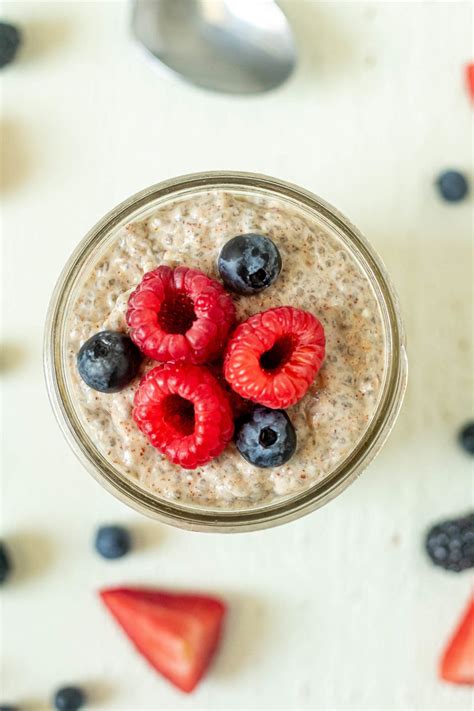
[207,360,254,420]
[133,362,234,469]
[126,266,235,364]
[224,306,325,409]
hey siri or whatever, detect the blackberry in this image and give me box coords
[425,513,474,572]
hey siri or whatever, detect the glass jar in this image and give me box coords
[44,172,407,532]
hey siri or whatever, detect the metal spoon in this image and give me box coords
[132,0,297,94]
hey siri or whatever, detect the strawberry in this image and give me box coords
[440,597,474,685]
[100,587,226,693]
[466,63,474,103]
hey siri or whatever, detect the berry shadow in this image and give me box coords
[81,678,116,706]
[0,119,31,193]
[128,520,167,554]
[211,592,272,680]
[16,16,73,65]
[5,529,55,586]
[13,698,45,711]
[0,341,27,373]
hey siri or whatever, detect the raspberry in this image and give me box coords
[206,360,254,420]
[126,266,235,364]
[224,306,325,409]
[133,363,234,469]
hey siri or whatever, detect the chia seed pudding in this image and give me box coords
[67,189,386,510]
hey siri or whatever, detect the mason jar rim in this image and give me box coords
[44,171,407,533]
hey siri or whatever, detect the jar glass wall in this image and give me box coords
[44,172,407,532]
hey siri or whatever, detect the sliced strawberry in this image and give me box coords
[466,63,474,102]
[440,597,474,685]
[100,587,226,693]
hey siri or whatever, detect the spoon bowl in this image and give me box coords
[132,0,297,94]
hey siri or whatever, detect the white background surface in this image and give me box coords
[1,1,473,709]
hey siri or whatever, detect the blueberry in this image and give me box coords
[53,687,85,711]
[77,331,142,393]
[0,22,21,69]
[218,234,282,295]
[0,542,12,584]
[95,525,131,560]
[235,407,296,467]
[458,421,474,455]
[436,170,469,202]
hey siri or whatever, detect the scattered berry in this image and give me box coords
[425,513,474,572]
[436,170,469,202]
[0,542,12,584]
[77,331,142,393]
[53,687,85,711]
[100,587,226,693]
[95,525,131,560]
[218,233,282,295]
[466,63,474,102]
[0,22,21,69]
[236,406,297,467]
[127,266,235,364]
[133,362,234,469]
[224,306,325,409]
[458,421,474,455]
[440,597,474,685]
